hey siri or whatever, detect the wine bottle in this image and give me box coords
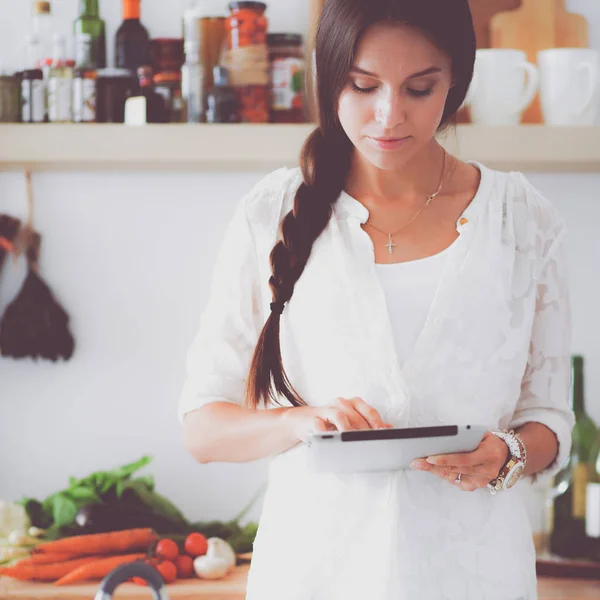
[549,355,597,558]
[115,0,150,73]
[586,426,600,561]
[74,0,106,69]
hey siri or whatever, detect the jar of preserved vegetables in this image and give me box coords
[267,33,305,123]
[223,1,269,123]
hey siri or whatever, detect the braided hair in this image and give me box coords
[245,0,476,409]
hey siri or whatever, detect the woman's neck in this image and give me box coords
[345,141,449,211]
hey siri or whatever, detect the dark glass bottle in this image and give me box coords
[205,66,238,123]
[74,0,106,69]
[549,356,598,558]
[115,0,150,74]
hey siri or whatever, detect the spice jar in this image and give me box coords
[205,66,238,123]
[153,71,185,123]
[95,68,138,123]
[21,69,45,123]
[0,75,21,122]
[73,68,97,123]
[223,1,270,123]
[267,33,305,123]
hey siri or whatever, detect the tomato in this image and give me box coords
[155,538,179,562]
[156,560,177,584]
[175,554,194,578]
[184,532,208,557]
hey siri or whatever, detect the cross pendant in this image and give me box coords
[386,234,396,254]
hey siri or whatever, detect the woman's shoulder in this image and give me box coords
[478,162,567,242]
[241,166,303,225]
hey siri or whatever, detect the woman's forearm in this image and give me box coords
[516,422,560,476]
[182,402,302,464]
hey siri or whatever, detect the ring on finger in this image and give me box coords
[454,473,462,484]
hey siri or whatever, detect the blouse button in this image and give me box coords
[459,217,469,226]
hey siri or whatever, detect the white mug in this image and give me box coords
[464,49,539,126]
[538,48,600,126]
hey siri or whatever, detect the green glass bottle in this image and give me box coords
[549,356,597,558]
[74,0,106,69]
[586,424,600,560]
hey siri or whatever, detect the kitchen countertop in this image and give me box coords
[2,565,600,600]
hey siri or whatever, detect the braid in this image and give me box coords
[245,127,352,409]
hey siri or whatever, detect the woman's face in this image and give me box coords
[338,23,453,171]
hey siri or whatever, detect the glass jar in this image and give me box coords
[226,1,267,48]
[267,33,305,123]
[95,68,138,123]
[205,66,238,123]
[73,68,98,123]
[183,1,227,107]
[0,75,21,122]
[181,43,205,123]
[21,69,45,123]
[223,1,269,123]
[153,71,185,123]
[149,38,185,73]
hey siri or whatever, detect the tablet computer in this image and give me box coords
[306,424,487,474]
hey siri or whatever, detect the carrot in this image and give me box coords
[34,528,158,557]
[53,554,147,586]
[14,553,80,567]
[0,557,99,581]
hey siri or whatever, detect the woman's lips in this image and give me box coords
[367,136,412,150]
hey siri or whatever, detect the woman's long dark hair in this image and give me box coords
[245,0,476,409]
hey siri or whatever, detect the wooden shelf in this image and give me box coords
[0,123,599,172]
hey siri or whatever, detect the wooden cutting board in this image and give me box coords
[469,0,523,49]
[0,565,249,600]
[3,566,600,600]
[456,1,523,122]
[490,0,589,122]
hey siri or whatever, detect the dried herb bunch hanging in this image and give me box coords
[0,172,75,361]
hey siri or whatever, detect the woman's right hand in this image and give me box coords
[284,397,393,444]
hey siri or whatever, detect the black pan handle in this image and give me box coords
[93,561,168,600]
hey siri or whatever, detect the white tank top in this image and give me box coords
[374,241,455,368]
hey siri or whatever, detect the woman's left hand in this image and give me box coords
[410,431,509,492]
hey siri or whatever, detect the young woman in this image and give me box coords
[179,1,574,598]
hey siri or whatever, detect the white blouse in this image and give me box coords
[179,162,575,600]
[373,239,454,367]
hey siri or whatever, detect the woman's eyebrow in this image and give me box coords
[349,65,442,79]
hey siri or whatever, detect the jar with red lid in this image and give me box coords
[267,33,306,123]
[226,1,267,48]
[223,1,269,123]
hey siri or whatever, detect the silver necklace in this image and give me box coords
[364,150,448,255]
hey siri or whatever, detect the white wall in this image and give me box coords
[0,0,599,531]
